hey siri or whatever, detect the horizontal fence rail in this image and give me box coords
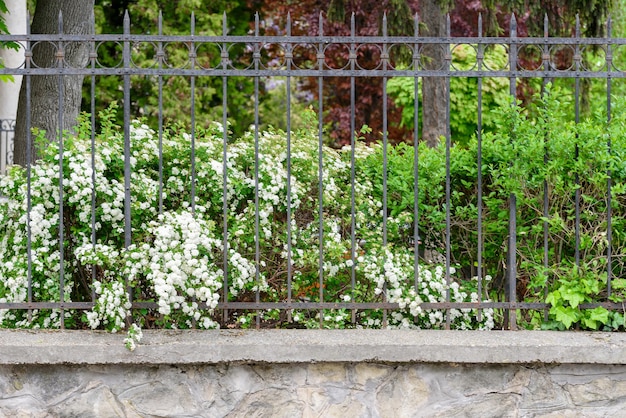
[0,37,625,78]
[0,10,624,331]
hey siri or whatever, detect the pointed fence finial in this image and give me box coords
[222,11,227,36]
[191,11,195,35]
[382,13,387,36]
[544,13,548,37]
[478,13,482,37]
[446,13,450,37]
[255,12,259,36]
[350,12,355,36]
[158,10,163,35]
[319,11,323,36]
[287,12,291,36]
[58,10,63,34]
[414,13,419,37]
[510,13,517,37]
[123,10,130,35]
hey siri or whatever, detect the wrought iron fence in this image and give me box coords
[0,10,625,331]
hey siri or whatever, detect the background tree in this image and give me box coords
[249,0,423,146]
[14,0,94,166]
[454,0,614,115]
[11,0,617,163]
[420,0,449,147]
[88,0,257,138]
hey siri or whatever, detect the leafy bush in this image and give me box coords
[3,87,625,335]
[410,90,626,331]
[0,104,493,336]
[345,87,626,331]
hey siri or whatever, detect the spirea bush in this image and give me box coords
[0,104,494,335]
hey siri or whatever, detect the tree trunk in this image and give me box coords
[421,0,447,148]
[14,0,93,166]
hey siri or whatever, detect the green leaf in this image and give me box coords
[560,287,585,308]
[610,312,626,330]
[588,307,609,326]
[552,306,579,329]
[545,290,560,306]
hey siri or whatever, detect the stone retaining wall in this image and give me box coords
[1,330,626,417]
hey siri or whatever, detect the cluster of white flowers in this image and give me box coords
[87,280,131,330]
[124,323,143,351]
[147,211,223,321]
[0,108,494,339]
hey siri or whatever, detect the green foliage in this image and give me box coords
[387,44,511,145]
[86,0,257,137]
[257,78,313,133]
[360,84,626,330]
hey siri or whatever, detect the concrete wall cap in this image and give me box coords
[1,329,625,365]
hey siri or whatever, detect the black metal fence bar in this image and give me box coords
[349,13,357,324]
[254,12,263,329]
[444,15,452,330]
[476,13,484,323]
[412,16,420,296]
[607,16,614,300]
[0,11,624,331]
[541,15,550,323]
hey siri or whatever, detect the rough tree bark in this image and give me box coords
[421,0,447,148]
[14,0,94,166]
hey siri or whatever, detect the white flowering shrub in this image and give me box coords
[0,104,493,334]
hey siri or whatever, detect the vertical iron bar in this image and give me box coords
[123,11,131,250]
[120,10,134,328]
[254,12,261,329]
[507,13,518,330]
[413,13,420,292]
[190,12,196,214]
[381,13,389,327]
[90,11,97,300]
[317,12,325,328]
[606,16,613,298]
[349,12,357,324]
[574,15,581,268]
[189,12,197,328]
[57,11,65,329]
[157,11,164,215]
[285,12,293,323]
[25,12,33,321]
[444,14,452,330]
[221,12,229,322]
[476,13,484,322]
[123,11,132,318]
[542,14,550,322]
